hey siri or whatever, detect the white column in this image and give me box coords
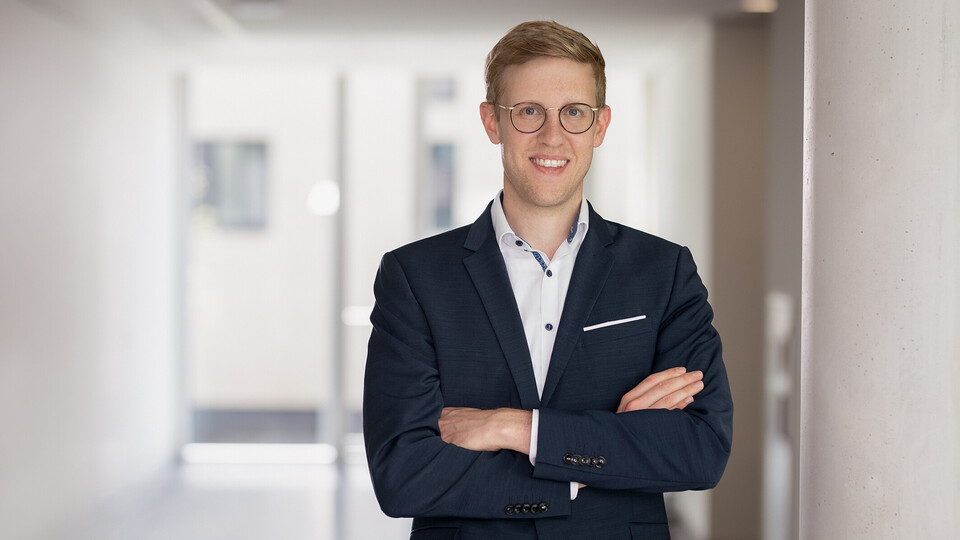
[802,1,960,538]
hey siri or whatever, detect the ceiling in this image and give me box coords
[203,0,756,34]
[23,0,768,43]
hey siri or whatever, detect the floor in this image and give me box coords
[66,463,411,540]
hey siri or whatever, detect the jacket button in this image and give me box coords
[505,504,515,515]
[521,503,531,514]
[596,456,606,468]
[563,453,575,465]
[538,502,549,512]
[578,455,590,465]
[589,456,598,467]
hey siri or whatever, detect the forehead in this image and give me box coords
[499,56,597,104]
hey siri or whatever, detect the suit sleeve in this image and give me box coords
[363,251,570,518]
[532,246,733,492]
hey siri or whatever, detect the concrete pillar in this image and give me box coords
[802,1,960,538]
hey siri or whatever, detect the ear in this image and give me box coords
[479,102,502,144]
[592,105,612,148]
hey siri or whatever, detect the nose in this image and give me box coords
[537,112,565,146]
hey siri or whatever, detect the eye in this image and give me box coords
[519,105,541,117]
[564,105,592,118]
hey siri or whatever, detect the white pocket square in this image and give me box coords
[583,315,647,332]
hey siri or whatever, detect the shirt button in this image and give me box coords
[545,323,553,331]
[515,240,523,247]
[545,269,553,277]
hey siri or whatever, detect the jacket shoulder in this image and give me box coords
[388,224,473,261]
[599,217,687,261]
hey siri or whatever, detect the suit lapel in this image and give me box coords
[463,205,541,410]
[540,206,615,405]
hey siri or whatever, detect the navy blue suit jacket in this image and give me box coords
[363,203,732,540]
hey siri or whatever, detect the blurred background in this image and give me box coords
[0,0,803,538]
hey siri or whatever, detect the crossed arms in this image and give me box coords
[438,366,706,456]
[363,245,732,519]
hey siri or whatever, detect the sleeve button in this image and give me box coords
[596,456,606,468]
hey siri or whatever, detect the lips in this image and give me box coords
[532,158,568,168]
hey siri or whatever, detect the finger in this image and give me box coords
[617,371,703,412]
[440,406,475,418]
[674,396,695,410]
[617,367,687,412]
[653,378,704,409]
[624,379,704,412]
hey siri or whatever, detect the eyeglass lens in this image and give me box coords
[510,103,596,134]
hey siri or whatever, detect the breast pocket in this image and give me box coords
[580,314,652,346]
[571,315,657,405]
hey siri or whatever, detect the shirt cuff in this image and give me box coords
[530,410,578,500]
[528,409,539,466]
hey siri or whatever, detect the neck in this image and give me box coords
[501,193,581,259]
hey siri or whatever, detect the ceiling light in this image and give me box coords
[741,0,778,13]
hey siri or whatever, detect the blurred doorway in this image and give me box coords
[182,67,342,457]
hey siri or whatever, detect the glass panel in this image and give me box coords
[425,143,455,230]
[194,141,268,229]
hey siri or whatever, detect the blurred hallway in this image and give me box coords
[12,1,959,539]
[1,1,796,539]
[0,1,803,538]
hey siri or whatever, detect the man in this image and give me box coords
[363,20,732,540]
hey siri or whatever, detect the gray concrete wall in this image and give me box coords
[801,1,960,537]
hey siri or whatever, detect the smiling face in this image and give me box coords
[481,56,611,219]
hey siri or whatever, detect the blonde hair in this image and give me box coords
[485,21,606,109]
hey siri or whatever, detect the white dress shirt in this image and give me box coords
[491,192,589,499]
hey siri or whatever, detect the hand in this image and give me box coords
[439,407,532,454]
[617,367,704,413]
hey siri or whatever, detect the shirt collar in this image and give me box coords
[491,191,590,251]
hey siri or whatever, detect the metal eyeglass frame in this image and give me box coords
[495,102,600,134]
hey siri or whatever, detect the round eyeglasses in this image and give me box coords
[496,102,600,134]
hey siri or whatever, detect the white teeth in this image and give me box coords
[533,158,567,168]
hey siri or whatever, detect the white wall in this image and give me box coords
[0,3,179,538]
[186,67,339,410]
[592,18,714,270]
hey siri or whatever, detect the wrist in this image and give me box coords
[496,408,532,455]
